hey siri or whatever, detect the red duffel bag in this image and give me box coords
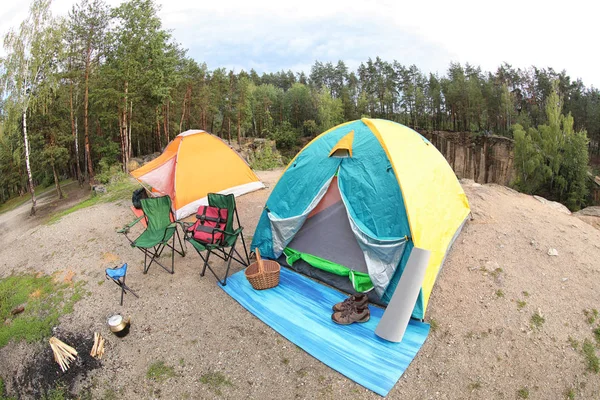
[188,206,229,244]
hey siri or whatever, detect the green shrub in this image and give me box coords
[271,122,299,150]
[249,144,282,171]
[513,82,589,211]
[96,159,127,185]
[303,120,318,137]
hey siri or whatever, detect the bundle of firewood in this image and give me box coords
[49,337,78,372]
[90,332,105,359]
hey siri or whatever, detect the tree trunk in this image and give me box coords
[163,102,168,145]
[452,105,456,131]
[82,117,88,181]
[84,42,95,184]
[118,106,125,164]
[227,115,232,143]
[70,81,83,185]
[156,106,161,151]
[52,163,64,199]
[128,100,133,159]
[166,100,170,140]
[121,81,129,172]
[22,109,37,215]
[237,108,242,146]
[179,87,187,133]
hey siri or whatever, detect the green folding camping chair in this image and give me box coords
[118,196,185,274]
[184,193,249,285]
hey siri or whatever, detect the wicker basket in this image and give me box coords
[245,248,280,290]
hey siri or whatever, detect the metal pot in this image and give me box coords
[107,314,130,333]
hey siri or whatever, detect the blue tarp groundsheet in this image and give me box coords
[220,267,430,396]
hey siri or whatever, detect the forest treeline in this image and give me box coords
[1,0,599,214]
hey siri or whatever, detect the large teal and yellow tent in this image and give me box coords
[251,118,470,319]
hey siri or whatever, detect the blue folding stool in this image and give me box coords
[106,263,139,306]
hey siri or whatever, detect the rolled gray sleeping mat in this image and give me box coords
[375,247,431,343]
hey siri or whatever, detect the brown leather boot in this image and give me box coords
[332,293,368,312]
[331,306,370,325]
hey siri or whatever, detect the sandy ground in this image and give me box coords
[1,171,600,399]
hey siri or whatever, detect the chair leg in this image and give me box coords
[221,245,236,286]
[201,248,212,277]
[201,240,239,286]
[235,211,250,264]
[144,245,162,274]
[171,227,185,257]
[171,233,176,274]
[176,228,185,256]
[142,244,173,274]
[239,232,250,265]
[143,251,148,274]
[120,276,125,306]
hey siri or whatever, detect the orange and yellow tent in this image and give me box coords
[131,130,264,219]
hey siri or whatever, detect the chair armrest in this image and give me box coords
[117,215,144,234]
[212,226,243,244]
[159,222,179,242]
[180,221,194,229]
[179,221,194,240]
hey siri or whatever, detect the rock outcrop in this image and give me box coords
[419,130,515,186]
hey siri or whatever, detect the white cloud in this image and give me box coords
[1,0,599,87]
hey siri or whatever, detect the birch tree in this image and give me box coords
[0,0,62,215]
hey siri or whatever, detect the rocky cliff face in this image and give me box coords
[419,130,515,186]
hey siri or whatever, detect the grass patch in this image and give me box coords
[522,291,530,297]
[491,267,503,279]
[583,309,598,325]
[594,327,600,345]
[281,357,289,365]
[0,180,74,215]
[517,300,527,310]
[46,179,138,225]
[199,371,233,395]
[468,381,481,391]
[495,289,504,298]
[102,388,118,400]
[42,384,69,400]
[517,387,529,398]
[296,368,308,378]
[0,274,85,348]
[530,311,545,329]
[429,318,439,332]
[582,339,599,373]
[568,336,579,350]
[565,387,576,399]
[146,361,176,382]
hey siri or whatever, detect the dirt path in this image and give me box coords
[0,172,599,399]
[0,181,90,248]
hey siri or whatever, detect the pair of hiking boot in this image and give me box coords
[331,293,370,325]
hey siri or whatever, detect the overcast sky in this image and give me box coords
[1,0,599,87]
